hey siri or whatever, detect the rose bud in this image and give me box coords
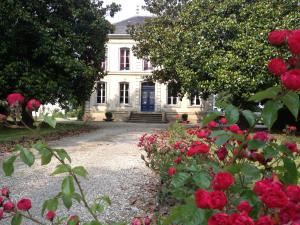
[168,167,175,176]
[46,211,56,221]
[17,198,32,211]
[0,209,3,220]
[131,218,142,225]
[1,188,9,197]
[144,216,152,225]
[68,215,80,225]
[3,201,14,212]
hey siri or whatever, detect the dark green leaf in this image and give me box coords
[242,110,256,127]
[55,149,71,163]
[19,147,35,167]
[262,100,283,129]
[193,172,210,189]
[281,91,299,120]
[210,130,227,137]
[225,164,242,174]
[225,104,239,125]
[51,164,71,176]
[241,164,261,182]
[3,155,17,176]
[11,213,22,225]
[62,176,75,197]
[62,194,73,209]
[215,134,231,146]
[249,86,281,101]
[72,166,88,178]
[248,139,265,150]
[171,172,190,188]
[263,146,277,159]
[42,198,59,215]
[282,158,298,184]
[32,141,53,165]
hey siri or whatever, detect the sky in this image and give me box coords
[102,0,152,23]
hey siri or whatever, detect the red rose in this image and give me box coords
[256,216,274,225]
[268,58,287,76]
[187,142,210,156]
[288,29,300,54]
[261,186,288,208]
[0,209,3,220]
[219,117,227,125]
[174,156,182,164]
[195,189,211,209]
[208,121,218,128]
[168,167,175,176]
[268,30,289,46]
[284,142,298,153]
[210,191,227,210]
[144,217,151,225]
[1,188,9,197]
[208,213,230,225]
[212,172,235,190]
[26,99,41,111]
[286,185,300,202]
[216,147,228,161]
[17,198,32,211]
[0,197,3,206]
[131,218,142,225]
[68,215,79,225]
[230,213,255,225]
[229,124,240,133]
[279,202,297,224]
[253,131,269,142]
[237,201,252,214]
[46,211,56,221]
[196,129,210,138]
[253,178,279,196]
[6,93,25,106]
[281,69,300,91]
[3,201,14,212]
[288,57,299,67]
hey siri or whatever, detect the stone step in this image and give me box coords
[128,113,166,123]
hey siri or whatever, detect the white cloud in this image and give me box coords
[102,0,152,23]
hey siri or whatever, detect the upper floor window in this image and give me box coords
[97,82,106,104]
[120,48,130,70]
[167,86,179,105]
[190,91,203,106]
[143,60,153,71]
[101,48,108,71]
[120,82,129,104]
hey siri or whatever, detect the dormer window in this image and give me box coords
[143,60,153,71]
[120,48,130,70]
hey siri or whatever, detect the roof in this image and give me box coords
[112,16,152,35]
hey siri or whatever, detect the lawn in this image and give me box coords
[272,133,300,144]
[0,122,94,143]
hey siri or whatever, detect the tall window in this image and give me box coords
[190,91,203,106]
[167,86,179,105]
[143,60,153,71]
[97,82,106,104]
[120,48,130,70]
[120,82,129,104]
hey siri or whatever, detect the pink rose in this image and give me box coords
[212,172,235,190]
[268,58,287,76]
[281,69,300,91]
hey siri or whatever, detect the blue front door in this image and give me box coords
[141,83,155,112]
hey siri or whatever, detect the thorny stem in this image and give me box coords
[52,152,100,222]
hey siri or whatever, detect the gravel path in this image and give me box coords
[0,122,168,225]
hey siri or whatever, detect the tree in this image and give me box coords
[0,0,120,107]
[130,0,299,107]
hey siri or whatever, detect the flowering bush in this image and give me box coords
[139,30,300,225]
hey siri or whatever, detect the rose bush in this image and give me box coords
[138,30,300,225]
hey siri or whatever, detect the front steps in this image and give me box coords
[127,112,167,123]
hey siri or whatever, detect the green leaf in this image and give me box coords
[73,193,82,203]
[62,194,73,209]
[225,164,242,174]
[241,164,261,182]
[263,146,277,159]
[51,164,71,176]
[193,172,210,189]
[225,104,239,125]
[19,146,35,167]
[201,111,221,127]
[42,198,59,215]
[43,115,57,128]
[242,110,256,127]
[262,100,283,129]
[72,166,88,178]
[62,176,75,197]
[171,172,190,188]
[3,155,17,176]
[215,134,231,146]
[282,158,298,184]
[11,213,22,225]
[281,91,299,120]
[248,139,265,150]
[210,130,227,137]
[249,86,281,102]
[55,149,71,163]
[32,142,53,165]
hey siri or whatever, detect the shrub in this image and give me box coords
[181,114,188,121]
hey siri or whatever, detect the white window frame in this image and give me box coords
[190,91,204,107]
[120,48,130,71]
[96,82,106,104]
[167,86,179,105]
[119,82,129,104]
[143,59,153,71]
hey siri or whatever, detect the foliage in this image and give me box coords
[0,0,120,107]
[181,114,188,122]
[130,0,299,106]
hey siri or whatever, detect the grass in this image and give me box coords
[0,122,91,143]
[272,133,300,144]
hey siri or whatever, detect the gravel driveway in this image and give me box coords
[0,122,168,225]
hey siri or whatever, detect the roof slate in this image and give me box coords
[112,16,152,35]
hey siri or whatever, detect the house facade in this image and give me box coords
[85,16,214,123]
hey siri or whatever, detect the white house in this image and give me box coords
[85,16,213,123]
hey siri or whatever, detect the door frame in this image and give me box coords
[140,81,155,112]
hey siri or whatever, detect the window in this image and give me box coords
[143,60,153,71]
[101,48,108,71]
[97,82,106,104]
[120,48,130,70]
[167,86,179,105]
[120,82,129,104]
[190,91,203,106]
